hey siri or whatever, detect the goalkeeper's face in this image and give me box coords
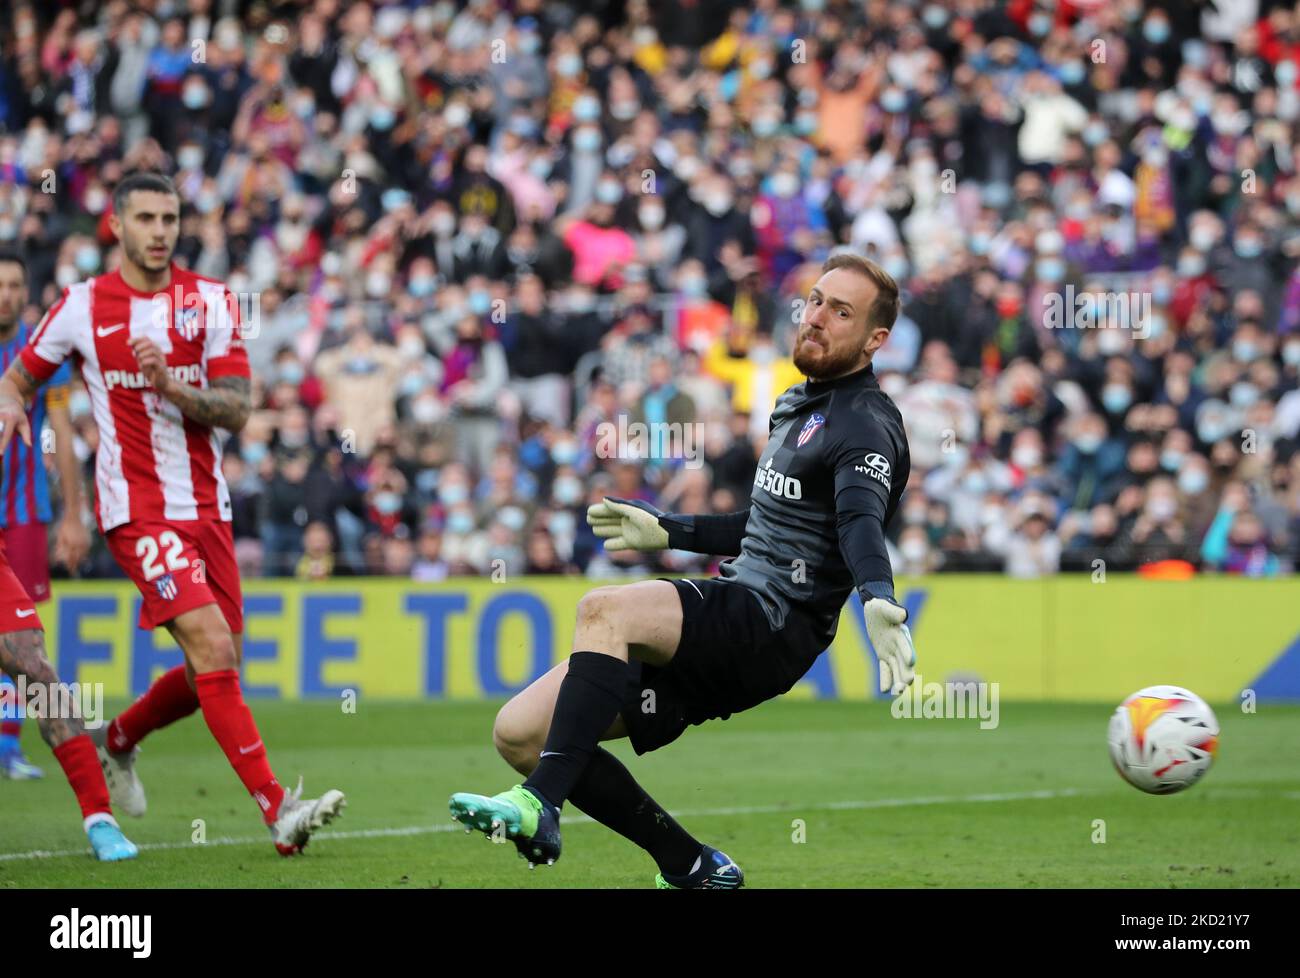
[112,189,181,275]
[793,268,890,380]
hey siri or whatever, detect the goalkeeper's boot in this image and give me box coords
[269,777,346,856]
[0,743,44,780]
[449,784,562,868]
[88,724,146,817]
[86,817,139,862]
[655,846,745,889]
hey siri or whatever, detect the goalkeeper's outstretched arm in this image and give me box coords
[587,497,750,556]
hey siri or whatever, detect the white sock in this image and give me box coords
[84,812,119,833]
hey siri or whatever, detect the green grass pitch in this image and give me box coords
[2,700,1297,888]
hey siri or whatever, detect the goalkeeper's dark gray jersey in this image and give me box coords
[716,363,910,645]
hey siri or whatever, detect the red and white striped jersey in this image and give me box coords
[20,264,250,532]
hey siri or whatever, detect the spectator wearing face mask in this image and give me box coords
[313,326,405,457]
[1056,412,1126,511]
[1201,486,1284,576]
[1004,503,1062,579]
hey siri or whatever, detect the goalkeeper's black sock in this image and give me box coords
[569,746,703,877]
[523,651,627,809]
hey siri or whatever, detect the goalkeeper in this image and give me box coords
[449,255,916,888]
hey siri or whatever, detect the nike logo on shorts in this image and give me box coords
[539,751,566,759]
[96,323,127,337]
[15,608,36,618]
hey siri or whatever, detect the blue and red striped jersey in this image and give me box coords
[0,322,72,527]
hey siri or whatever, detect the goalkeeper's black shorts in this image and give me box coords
[619,577,827,755]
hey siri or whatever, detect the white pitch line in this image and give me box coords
[0,787,1082,863]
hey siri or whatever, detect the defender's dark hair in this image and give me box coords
[112,171,180,215]
[0,249,26,278]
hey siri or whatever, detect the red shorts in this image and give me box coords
[0,536,43,633]
[3,521,51,604]
[105,520,244,633]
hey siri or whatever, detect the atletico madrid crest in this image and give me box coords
[797,413,825,447]
[175,304,202,341]
[155,573,178,601]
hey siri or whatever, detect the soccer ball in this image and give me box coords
[1107,685,1219,794]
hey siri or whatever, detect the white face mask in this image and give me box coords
[1146,496,1177,522]
[1012,446,1042,469]
[901,539,928,562]
[411,397,444,425]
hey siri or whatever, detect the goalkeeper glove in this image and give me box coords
[863,597,917,696]
[586,497,671,552]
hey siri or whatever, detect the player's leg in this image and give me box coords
[493,659,708,880]
[522,579,683,807]
[166,600,344,854]
[450,579,690,866]
[0,625,137,860]
[0,672,43,778]
[0,522,50,780]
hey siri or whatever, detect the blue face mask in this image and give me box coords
[446,512,475,535]
[1059,61,1085,86]
[400,372,426,397]
[1178,470,1208,495]
[75,246,100,274]
[278,363,305,386]
[551,442,580,466]
[1152,283,1173,305]
[1102,386,1132,414]
[374,492,402,515]
[573,130,601,153]
[1143,20,1171,44]
[553,477,583,506]
[439,484,468,506]
[1036,259,1065,283]
[409,277,436,298]
[1074,434,1103,455]
[1232,340,1258,363]
[469,292,492,316]
[884,258,909,281]
[1234,238,1263,259]
[243,443,268,465]
[1161,450,1184,472]
[922,5,948,29]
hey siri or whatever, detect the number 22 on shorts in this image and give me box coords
[136,531,190,581]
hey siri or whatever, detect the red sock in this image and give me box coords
[1,720,19,737]
[194,670,284,823]
[108,665,200,753]
[53,735,112,819]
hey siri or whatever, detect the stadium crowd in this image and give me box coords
[0,0,1298,580]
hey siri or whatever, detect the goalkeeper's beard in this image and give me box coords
[793,328,865,380]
